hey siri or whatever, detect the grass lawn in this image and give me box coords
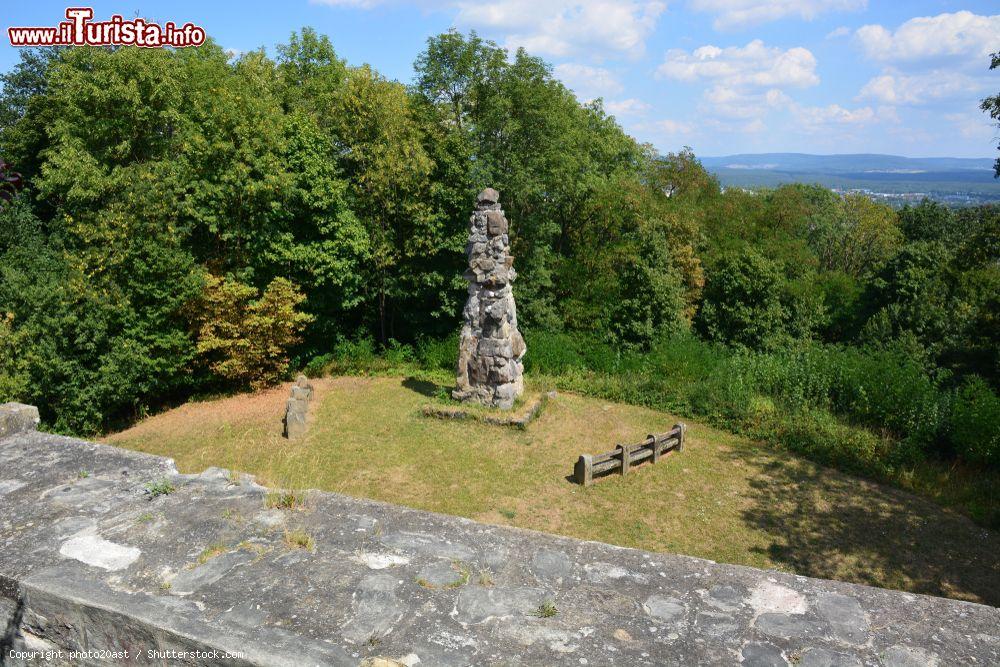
[105,374,1000,606]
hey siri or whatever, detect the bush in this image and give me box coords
[416,335,456,372]
[190,275,313,389]
[518,332,976,475]
[331,337,378,372]
[384,339,415,365]
[732,343,946,448]
[950,376,1000,466]
[522,331,586,375]
[0,311,30,400]
[303,353,335,378]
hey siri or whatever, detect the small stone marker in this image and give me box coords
[283,374,314,439]
[453,188,526,410]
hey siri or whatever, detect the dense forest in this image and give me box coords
[1,31,998,522]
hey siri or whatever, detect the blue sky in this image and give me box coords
[3,1,998,157]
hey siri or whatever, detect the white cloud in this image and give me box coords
[657,40,819,88]
[312,0,666,59]
[697,81,877,134]
[697,84,789,119]
[605,98,652,116]
[794,103,875,128]
[855,11,1000,64]
[945,111,995,140]
[554,63,624,101]
[655,118,694,134]
[826,26,850,39]
[858,71,985,106]
[630,117,697,150]
[689,0,865,30]
[875,105,900,124]
[454,0,666,59]
[658,40,815,125]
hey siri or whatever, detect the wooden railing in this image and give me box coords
[574,423,686,486]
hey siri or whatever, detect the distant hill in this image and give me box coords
[699,153,1000,205]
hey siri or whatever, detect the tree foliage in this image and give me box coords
[981,50,1000,178]
[0,29,997,459]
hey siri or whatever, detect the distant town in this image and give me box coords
[829,187,999,208]
[702,153,1000,207]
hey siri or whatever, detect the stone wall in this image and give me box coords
[453,188,526,409]
[1,404,998,666]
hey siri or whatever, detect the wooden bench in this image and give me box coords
[574,423,686,486]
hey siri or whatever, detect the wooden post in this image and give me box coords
[648,434,659,464]
[618,443,631,476]
[676,423,686,451]
[575,454,593,486]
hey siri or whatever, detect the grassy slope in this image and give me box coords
[106,375,1000,606]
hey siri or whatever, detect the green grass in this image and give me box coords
[264,490,306,510]
[533,600,558,618]
[144,478,175,498]
[107,374,1000,605]
[284,529,315,551]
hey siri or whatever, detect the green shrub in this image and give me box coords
[303,353,335,378]
[416,335,456,372]
[522,331,586,375]
[732,343,946,449]
[519,332,978,476]
[384,339,415,365]
[190,275,313,390]
[331,337,378,372]
[0,311,30,400]
[697,249,791,351]
[949,377,1000,466]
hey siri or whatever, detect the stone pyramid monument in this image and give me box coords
[453,188,526,409]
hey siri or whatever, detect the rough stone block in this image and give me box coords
[295,373,314,399]
[471,256,495,272]
[486,210,508,235]
[477,337,512,358]
[511,330,526,359]
[0,402,40,439]
[489,361,515,384]
[284,398,308,439]
[477,187,500,205]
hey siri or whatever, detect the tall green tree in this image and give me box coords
[981,50,1000,178]
[329,65,442,342]
[697,248,793,351]
[809,194,901,278]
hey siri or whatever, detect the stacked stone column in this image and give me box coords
[453,188,526,409]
